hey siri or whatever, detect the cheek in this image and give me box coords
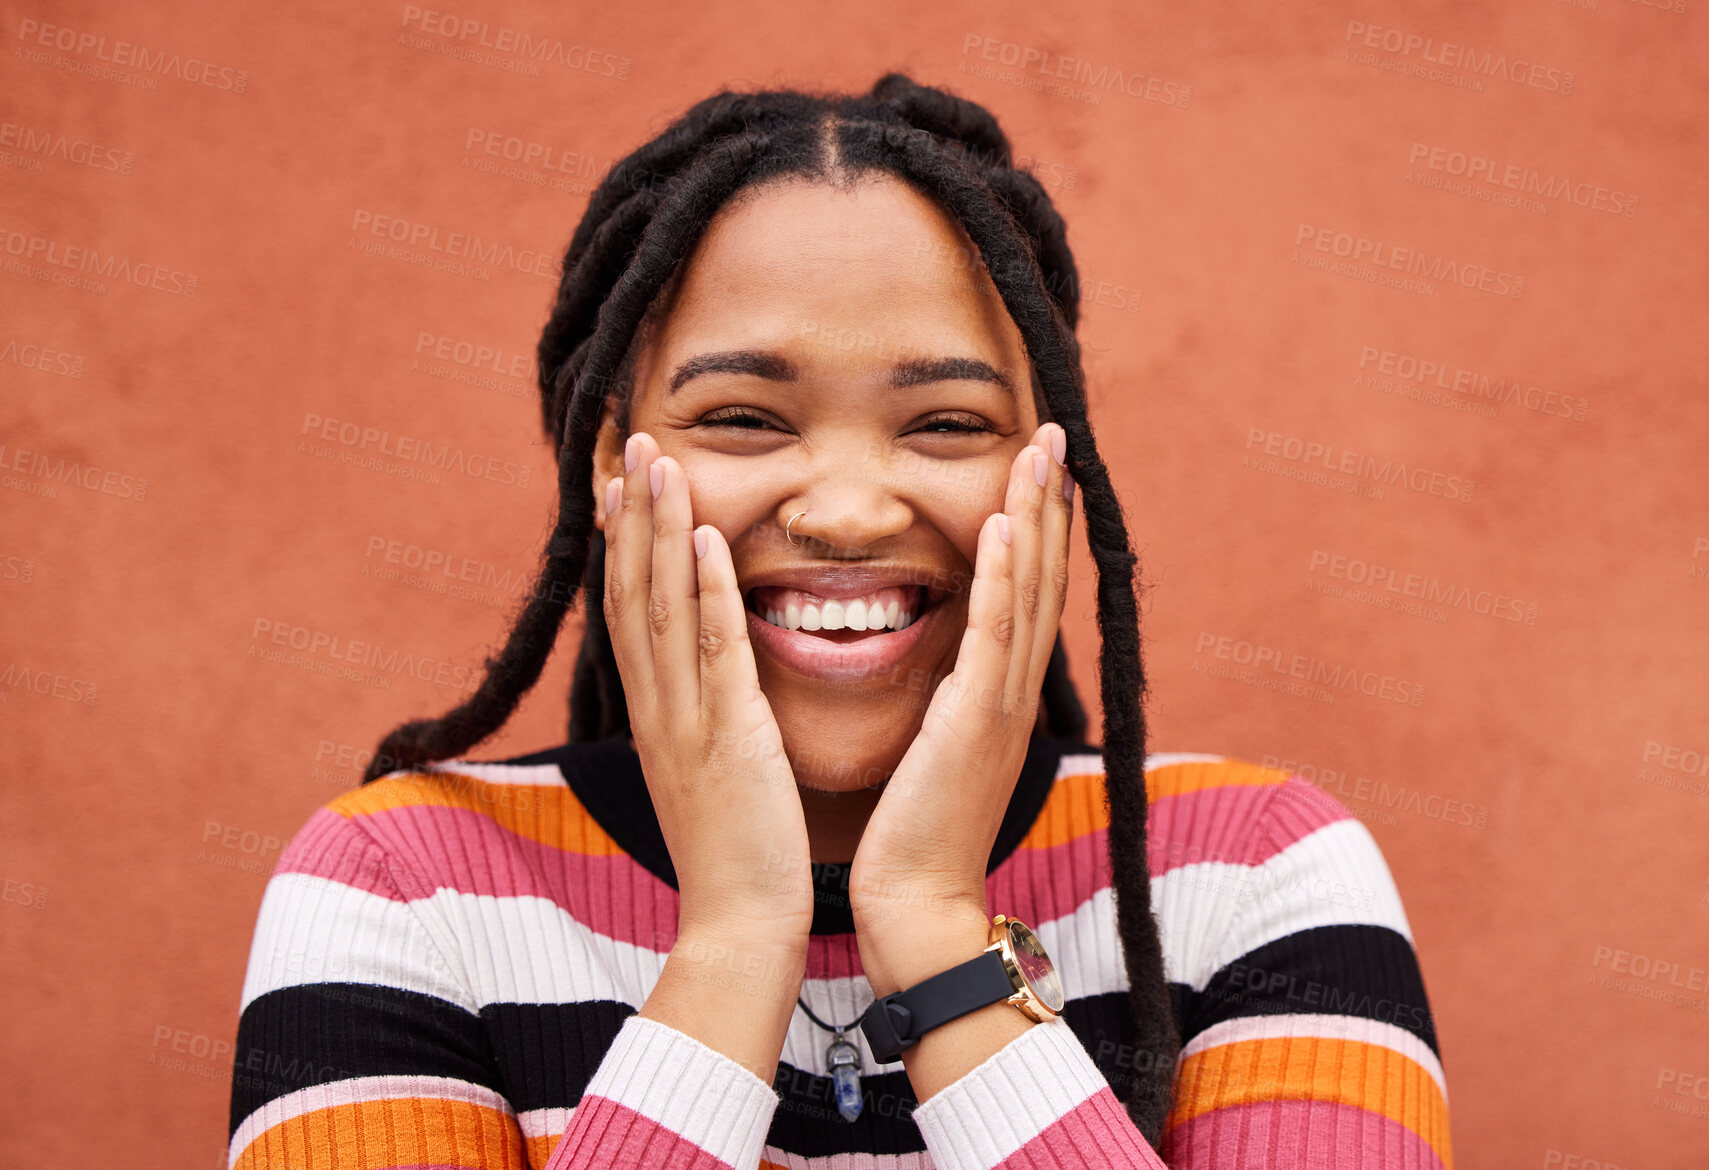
[684,472,768,540]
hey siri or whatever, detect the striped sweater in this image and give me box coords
[228,734,1453,1169]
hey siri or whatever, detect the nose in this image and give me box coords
[781,446,916,554]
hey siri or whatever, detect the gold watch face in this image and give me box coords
[1004,919,1065,1013]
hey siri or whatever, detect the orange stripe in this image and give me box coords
[232,1096,525,1170]
[1167,1034,1452,1170]
[330,758,1293,858]
[526,1130,559,1168]
[329,773,627,856]
[1017,759,1292,850]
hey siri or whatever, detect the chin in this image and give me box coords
[772,704,923,794]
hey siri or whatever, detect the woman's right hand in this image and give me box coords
[602,431,816,957]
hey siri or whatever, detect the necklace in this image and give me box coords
[797,995,866,1123]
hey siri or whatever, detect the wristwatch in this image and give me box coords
[859,914,1064,1063]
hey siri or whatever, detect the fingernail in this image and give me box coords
[605,479,621,516]
[1063,472,1075,504]
[1033,450,1048,486]
[624,434,639,473]
[1049,425,1066,466]
[648,461,664,499]
[997,513,1011,545]
[694,528,708,560]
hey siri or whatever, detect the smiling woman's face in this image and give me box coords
[591,172,1043,793]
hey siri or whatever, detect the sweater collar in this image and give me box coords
[527,734,1074,935]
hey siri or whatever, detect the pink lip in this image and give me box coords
[745,597,941,683]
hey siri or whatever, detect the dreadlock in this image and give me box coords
[358,73,1179,1146]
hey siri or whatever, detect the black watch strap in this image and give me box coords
[859,947,1015,1063]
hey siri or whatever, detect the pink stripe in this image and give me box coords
[1162,1098,1447,1170]
[278,804,685,951]
[273,777,1350,967]
[999,1087,1168,1169]
[544,1095,732,1170]
[1248,778,1359,861]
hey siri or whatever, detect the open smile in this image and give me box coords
[743,583,950,681]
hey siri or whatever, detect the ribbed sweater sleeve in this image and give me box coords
[226,798,777,1169]
[906,767,1452,1169]
[543,1014,778,1169]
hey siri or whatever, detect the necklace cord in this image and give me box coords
[797,995,866,1034]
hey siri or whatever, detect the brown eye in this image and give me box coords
[699,409,776,430]
[914,413,993,435]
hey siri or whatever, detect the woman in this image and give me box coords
[228,74,1452,1168]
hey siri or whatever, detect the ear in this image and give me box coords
[590,401,625,533]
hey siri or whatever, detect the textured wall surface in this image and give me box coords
[3,2,1705,1167]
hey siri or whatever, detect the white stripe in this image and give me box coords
[1144,752,1229,769]
[417,760,569,788]
[909,1016,1106,1169]
[228,1075,511,1170]
[584,1014,776,1168]
[239,873,478,1013]
[515,1103,576,1140]
[1182,1011,1448,1105]
[1214,817,1415,969]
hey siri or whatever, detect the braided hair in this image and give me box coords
[358,73,1179,1145]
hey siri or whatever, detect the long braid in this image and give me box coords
[361,128,776,782]
[359,74,1178,1150]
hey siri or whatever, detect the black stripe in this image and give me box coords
[768,1064,925,1154]
[480,1000,635,1113]
[1188,924,1441,1058]
[229,983,500,1139]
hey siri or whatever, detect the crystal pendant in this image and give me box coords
[827,1034,863,1122]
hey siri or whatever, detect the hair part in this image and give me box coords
[359,73,1178,1145]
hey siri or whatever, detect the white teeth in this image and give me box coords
[755,589,922,633]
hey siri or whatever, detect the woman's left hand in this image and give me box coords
[849,421,1075,996]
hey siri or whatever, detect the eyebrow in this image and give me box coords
[668,349,1014,397]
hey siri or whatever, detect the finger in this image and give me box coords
[604,435,656,698]
[1030,422,1072,689]
[648,453,700,712]
[955,507,1016,728]
[692,522,767,729]
[1001,436,1049,710]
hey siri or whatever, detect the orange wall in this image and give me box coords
[3,2,1706,1167]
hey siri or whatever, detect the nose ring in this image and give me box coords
[786,510,808,548]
